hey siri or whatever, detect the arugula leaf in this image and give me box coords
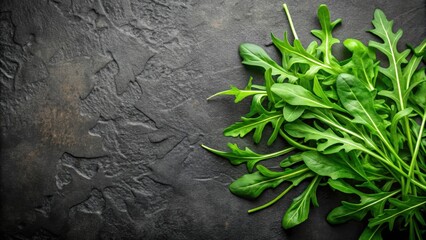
[368,196,426,230]
[203,4,426,239]
[285,121,366,154]
[264,68,276,104]
[327,179,400,224]
[369,9,416,157]
[312,76,346,112]
[229,165,314,199]
[223,111,283,144]
[271,83,333,108]
[201,143,294,172]
[403,43,423,90]
[282,176,321,229]
[412,39,426,59]
[311,4,341,65]
[359,225,384,240]
[280,152,304,168]
[207,85,266,103]
[272,33,340,77]
[343,39,378,91]
[336,74,387,138]
[369,9,410,111]
[301,151,363,180]
[239,43,297,82]
[411,79,426,109]
[246,94,270,117]
[283,104,305,122]
[302,109,373,148]
[390,107,413,150]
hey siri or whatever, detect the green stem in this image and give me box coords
[263,147,296,159]
[363,148,426,191]
[404,117,415,155]
[248,185,295,213]
[279,130,316,151]
[405,109,426,195]
[280,124,420,190]
[335,106,409,171]
[201,144,294,161]
[283,4,299,40]
[372,125,411,172]
[415,164,426,184]
[331,112,377,150]
[207,90,266,101]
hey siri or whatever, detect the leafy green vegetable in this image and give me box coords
[240,43,297,82]
[302,151,363,180]
[203,3,425,239]
[201,143,294,172]
[327,179,400,224]
[223,111,283,144]
[271,83,332,108]
[282,176,321,229]
[229,165,313,199]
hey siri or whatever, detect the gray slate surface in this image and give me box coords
[0,0,424,239]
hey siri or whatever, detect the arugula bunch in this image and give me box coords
[203,4,426,239]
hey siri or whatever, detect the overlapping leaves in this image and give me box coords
[203,4,425,240]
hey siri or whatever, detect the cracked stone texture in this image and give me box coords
[0,0,424,239]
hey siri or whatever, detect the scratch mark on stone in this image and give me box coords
[193,173,235,186]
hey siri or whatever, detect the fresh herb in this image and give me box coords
[203,3,426,239]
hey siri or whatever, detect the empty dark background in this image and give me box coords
[1,0,425,239]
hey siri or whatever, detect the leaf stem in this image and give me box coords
[405,108,426,195]
[279,129,316,151]
[283,4,299,40]
[248,185,295,213]
[263,147,296,159]
[201,144,295,161]
[357,147,426,191]
[206,90,266,101]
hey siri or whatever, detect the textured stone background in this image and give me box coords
[0,0,424,239]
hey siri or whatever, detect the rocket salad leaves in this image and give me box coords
[202,3,426,239]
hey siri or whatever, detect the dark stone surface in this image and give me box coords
[0,0,424,239]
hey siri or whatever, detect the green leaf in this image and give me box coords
[229,165,313,199]
[390,107,413,149]
[368,196,426,230]
[302,109,376,149]
[403,43,423,91]
[343,38,378,91]
[359,225,384,240]
[369,9,410,110]
[327,178,364,195]
[271,83,332,109]
[203,4,426,238]
[285,121,367,154]
[280,152,303,168]
[283,104,305,122]
[207,85,266,103]
[224,111,283,144]
[282,176,321,229]
[327,179,400,224]
[336,74,388,140]
[264,68,276,104]
[239,43,297,82]
[301,151,363,180]
[201,143,294,172]
[412,39,426,59]
[246,94,269,117]
[272,33,340,77]
[312,77,347,112]
[311,4,341,65]
[412,80,426,109]
[267,116,285,145]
